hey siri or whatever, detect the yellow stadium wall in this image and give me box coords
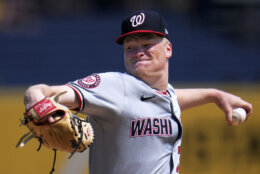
[179,84,260,174]
[0,85,259,174]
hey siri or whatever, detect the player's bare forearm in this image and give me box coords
[175,88,252,114]
[175,88,253,125]
[175,88,219,111]
[24,84,80,110]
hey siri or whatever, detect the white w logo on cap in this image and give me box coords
[130,13,145,27]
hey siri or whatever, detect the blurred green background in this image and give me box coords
[0,0,259,173]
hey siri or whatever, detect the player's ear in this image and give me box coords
[165,40,172,59]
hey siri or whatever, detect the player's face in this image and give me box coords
[123,33,172,80]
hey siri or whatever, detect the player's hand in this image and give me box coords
[24,86,46,110]
[215,90,253,126]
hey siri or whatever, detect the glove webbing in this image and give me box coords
[68,115,85,159]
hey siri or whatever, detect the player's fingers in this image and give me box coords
[243,102,253,116]
[235,99,253,117]
[226,112,233,126]
[38,115,55,124]
[224,107,233,126]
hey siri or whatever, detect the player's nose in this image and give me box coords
[134,47,145,58]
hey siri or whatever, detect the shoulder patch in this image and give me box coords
[78,74,101,89]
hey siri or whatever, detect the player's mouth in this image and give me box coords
[133,58,151,64]
[133,60,151,68]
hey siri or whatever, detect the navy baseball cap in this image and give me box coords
[116,10,169,44]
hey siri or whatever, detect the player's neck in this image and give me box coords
[141,71,169,92]
[148,78,168,92]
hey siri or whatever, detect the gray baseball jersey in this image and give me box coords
[67,72,182,174]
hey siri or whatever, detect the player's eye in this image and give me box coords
[124,46,134,52]
[143,43,153,49]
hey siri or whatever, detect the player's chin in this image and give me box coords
[135,64,147,71]
[133,68,151,79]
[126,63,151,77]
[133,62,152,73]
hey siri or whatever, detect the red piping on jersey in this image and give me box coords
[65,84,83,111]
[154,90,168,95]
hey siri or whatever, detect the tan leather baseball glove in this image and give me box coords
[16,91,94,158]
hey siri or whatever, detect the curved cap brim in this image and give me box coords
[116,30,166,44]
